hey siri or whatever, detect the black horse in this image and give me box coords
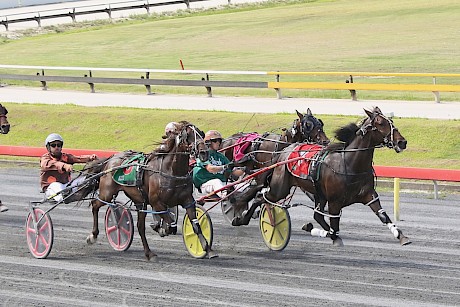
[234,106,411,246]
[83,121,214,259]
[219,109,329,218]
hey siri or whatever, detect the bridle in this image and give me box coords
[300,115,326,144]
[358,112,398,149]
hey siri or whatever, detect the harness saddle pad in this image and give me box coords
[233,133,260,162]
[112,153,146,186]
[287,144,324,179]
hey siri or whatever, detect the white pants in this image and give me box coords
[200,178,251,198]
[45,177,86,202]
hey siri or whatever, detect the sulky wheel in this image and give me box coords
[259,204,291,251]
[182,204,213,259]
[105,203,134,252]
[25,207,54,259]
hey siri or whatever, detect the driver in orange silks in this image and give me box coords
[40,133,98,202]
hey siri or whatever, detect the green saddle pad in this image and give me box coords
[112,153,146,186]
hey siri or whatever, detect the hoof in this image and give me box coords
[332,237,344,247]
[399,235,412,246]
[158,228,167,237]
[145,251,158,261]
[86,234,97,245]
[207,251,219,259]
[231,217,242,226]
[302,223,313,232]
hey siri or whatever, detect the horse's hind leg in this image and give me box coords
[185,207,217,259]
[86,199,102,244]
[369,195,411,245]
[138,210,157,260]
[302,199,330,237]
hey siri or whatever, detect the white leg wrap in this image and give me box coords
[311,228,328,238]
[388,223,399,238]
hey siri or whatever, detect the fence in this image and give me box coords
[1,64,460,102]
[1,145,458,221]
[0,0,211,30]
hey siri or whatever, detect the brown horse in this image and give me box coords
[220,109,329,217]
[0,104,10,135]
[84,121,215,259]
[234,107,411,246]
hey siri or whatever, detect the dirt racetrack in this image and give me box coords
[1,166,459,306]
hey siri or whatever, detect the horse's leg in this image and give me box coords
[154,212,176,237]
[302,199,330,237]
[185,206,217,259]
[368,194,411,245]
[86,199,101,244]
[328,211,344,247]
[138,210,157,260]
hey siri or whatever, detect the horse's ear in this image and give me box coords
[306,108,312,116]
[296,110,303,120]
[374,106,382,114]
[364,108,373,118]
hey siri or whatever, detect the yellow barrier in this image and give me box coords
[267,81,460,92]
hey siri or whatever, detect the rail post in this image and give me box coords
[432,77,440,103]
[143,72,153,95]
[35,12,42,28]
[145,0,151,15]
[70,8,76,23]
[275,73,282,99]
[394,177,400,221]
[347,75,357,101]
[185,0,190,9]
[85,71,95,93]
[39,69,47,90]
[203,74,212,97]
[1,17,9,31]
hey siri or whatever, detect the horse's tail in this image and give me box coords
[67,157,111,203]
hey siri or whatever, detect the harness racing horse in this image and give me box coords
[0,104,10,211]
[233,107,411,246]
[220,109,329,219]
[85,121,215,259]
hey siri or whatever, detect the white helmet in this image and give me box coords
[165,122,178,134]
[45,133,63,147]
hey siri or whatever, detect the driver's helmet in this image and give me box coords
[45,133,64,147]
[204,130,222,142]
[165,122,178,135]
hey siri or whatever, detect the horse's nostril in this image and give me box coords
[398,140,407,149]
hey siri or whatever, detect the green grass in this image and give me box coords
[0,0,459,100]
[1,103,459,169]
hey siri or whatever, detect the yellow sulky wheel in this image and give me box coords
[182,204,213,259]
[259,204,291,251]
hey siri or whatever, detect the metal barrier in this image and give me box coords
[1,65,460,101]
[0,0,210,30]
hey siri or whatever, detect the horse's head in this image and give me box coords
[295,109,329,145]
[0,104,10,134]
[173,121,209,162]
[361,106,407,153]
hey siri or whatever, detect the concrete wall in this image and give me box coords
[0,1,83,10]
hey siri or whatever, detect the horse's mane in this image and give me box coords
[326,122,360,151]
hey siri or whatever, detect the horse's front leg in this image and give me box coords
[328,211,343,247]
[138,210,157,260]
[86,199,101,244]
[368,194,411,245]
[185,207,218,259]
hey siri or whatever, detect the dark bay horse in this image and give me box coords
[84,121,215,259]
[234,107,411,246]
[220,109,329,216]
